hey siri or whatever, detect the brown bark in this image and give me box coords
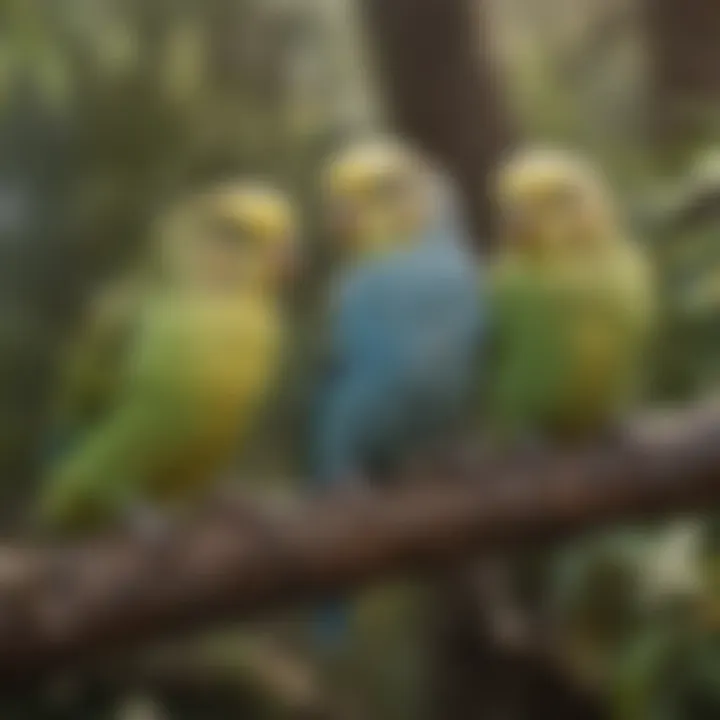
[0,403,718,680]
[360,0,514,245]
[645,0,720,155]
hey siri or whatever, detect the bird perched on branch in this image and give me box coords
[482,147,658,708]
[39,182,297,534]
[310,138,485,650]
[488,146,656,443]
[314,137,484,490]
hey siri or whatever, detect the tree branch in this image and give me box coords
[0,401,720,680]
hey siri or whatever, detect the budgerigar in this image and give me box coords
[39,182,297,533]
[485,147,658,713]
[315,139,484,487]
[311,138,485,660]
[489,147,655,443]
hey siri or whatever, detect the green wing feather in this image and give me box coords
[51,276,144,443]
[40,295,193,532]
[41,290,282,534]
[488,255,573,440]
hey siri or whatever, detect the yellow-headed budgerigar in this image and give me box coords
[489,147,655,443]
[485,148,658,714]
[310,138,486,649]
[314,137,485,486]
[40,181,297,533]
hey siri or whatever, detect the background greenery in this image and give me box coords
[2,0,720,717]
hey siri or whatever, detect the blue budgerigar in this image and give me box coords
[311,138,486,648]
[314,229,484,486]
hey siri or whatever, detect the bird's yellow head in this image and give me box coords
[157,181,298,293]
[495,147,617,259]
[322,139,433,263]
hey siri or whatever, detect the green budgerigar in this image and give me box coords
[488,147,656,442]
[40,181,298,533]
[479,149,657,701]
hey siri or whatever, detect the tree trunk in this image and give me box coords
[360,0,514,246]
[645,0,720,159]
